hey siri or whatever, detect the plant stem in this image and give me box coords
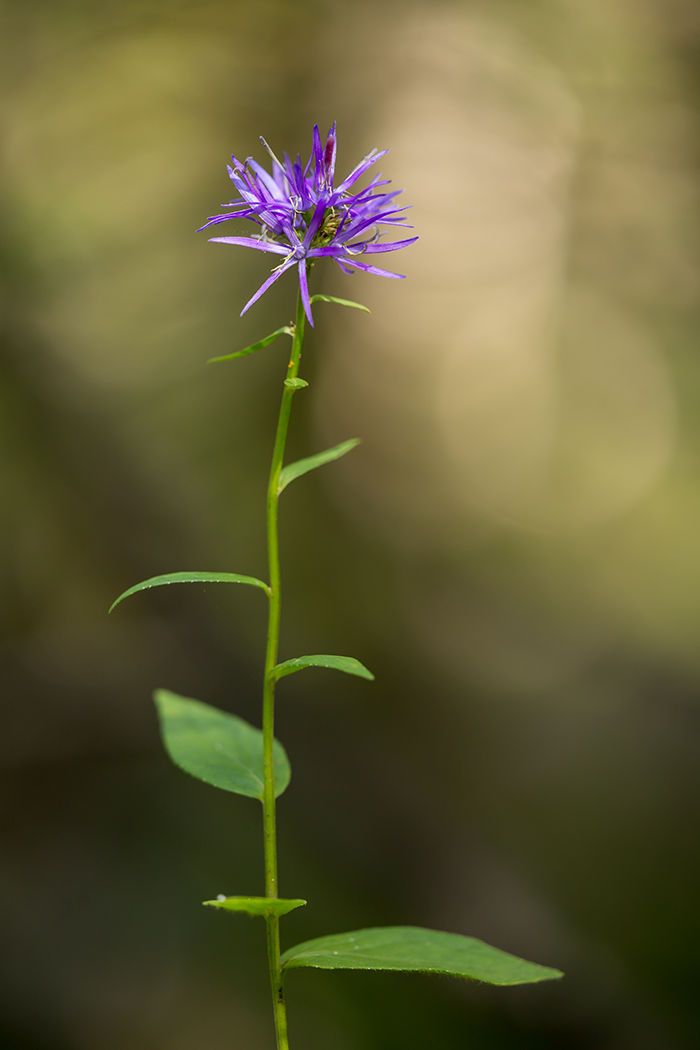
[262,287,306,1050]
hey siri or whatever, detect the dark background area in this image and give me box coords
[3,0,700,1047]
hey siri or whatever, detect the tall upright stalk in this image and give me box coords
[110,123,563,1050]
[261,288,306,1050]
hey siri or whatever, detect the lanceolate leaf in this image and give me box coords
[203,896,306,918]
[309,294,370,313]
[281,927,563,986]
[278,439,360,494]
[208,326,293,364]
[154,690,291,800]
[271,655,374,682]
[109,571,270,612]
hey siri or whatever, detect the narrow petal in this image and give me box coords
[292,155,306,195]
[197,210,253,231]
[240,261,295,316]
[298,261,314,326]
[362,236,419,253]
[339,258,405,279]
[312,125,323,179]
[335,149,388,194]
[281,219,302,246]
[302,200,327,247]
[208,236,289,254]
[248,158,284,199]
[308,245,349,257]
[323,122,337,184]
[336,211,412,241]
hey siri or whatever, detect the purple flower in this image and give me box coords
[200,123,417,326]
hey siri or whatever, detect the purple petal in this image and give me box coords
[282,219,302,246]
[307,245,344,257]
[209,236,289,255]
[291,154,306,194]
[339,258,405,279]
[336,209,411,241]
[240,260,295,316]
[298,261,313,326]
[302,200,327,248]
[335,148,388,194]
[197,210,252,231]
[312,125,323,175]
[323,122,337,184]
[336,176,392,203]
[282,151,296,191]
[362,236,419,253]
[248,158,284,199]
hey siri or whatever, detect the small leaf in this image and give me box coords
[281,927,563,986]
[278,439,360,494]
[272,655,374,682]
[110,571,270,612]
[284,377,308,389]
[309,294,370,313]
[154,690,291,800]
[203,896,306,917]
[208,326,293,364]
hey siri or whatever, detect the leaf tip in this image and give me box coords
[108,591,129,614]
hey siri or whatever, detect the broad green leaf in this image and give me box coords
[309,294,370,313]
[281,927,563,986]
[208,326,293,364]
[154,690,290,799]
[278,439,360,494]
[203,896,306,917]
[271,655,374,682]
[284,377,308,389]
[110,571,270,612]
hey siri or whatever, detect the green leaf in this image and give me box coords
[281,927,563,986]
[154,689,291,800]
[284,377,308,389]
[109,571,270,612]
[208,326,293,364]
[278,439,360,494]
[309,294,370,313]
[203,896,306,917]
[271,655,374,682]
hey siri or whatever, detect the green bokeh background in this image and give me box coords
[2,0,700,1047]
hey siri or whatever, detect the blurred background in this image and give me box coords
[2,0,700,1046]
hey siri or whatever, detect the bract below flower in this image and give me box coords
[200,123,417,326]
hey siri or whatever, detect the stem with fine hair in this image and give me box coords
[261,285,306,1050]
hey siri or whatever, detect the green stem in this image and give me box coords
[262,286,306,1050]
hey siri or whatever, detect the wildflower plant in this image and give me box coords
[111,124,563,1049]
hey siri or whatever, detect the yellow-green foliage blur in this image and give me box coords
[2,1,700,1048]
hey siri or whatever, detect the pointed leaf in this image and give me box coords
[110,571,270,612]
[208,326,293,364]
[278,439,360,494]
[281,927,563,986]
[309,294,370,313]
[154,690,290,799]
[204,896,306,917]
[271,655,374,682]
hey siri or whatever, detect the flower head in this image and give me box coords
[200,122,417,326]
